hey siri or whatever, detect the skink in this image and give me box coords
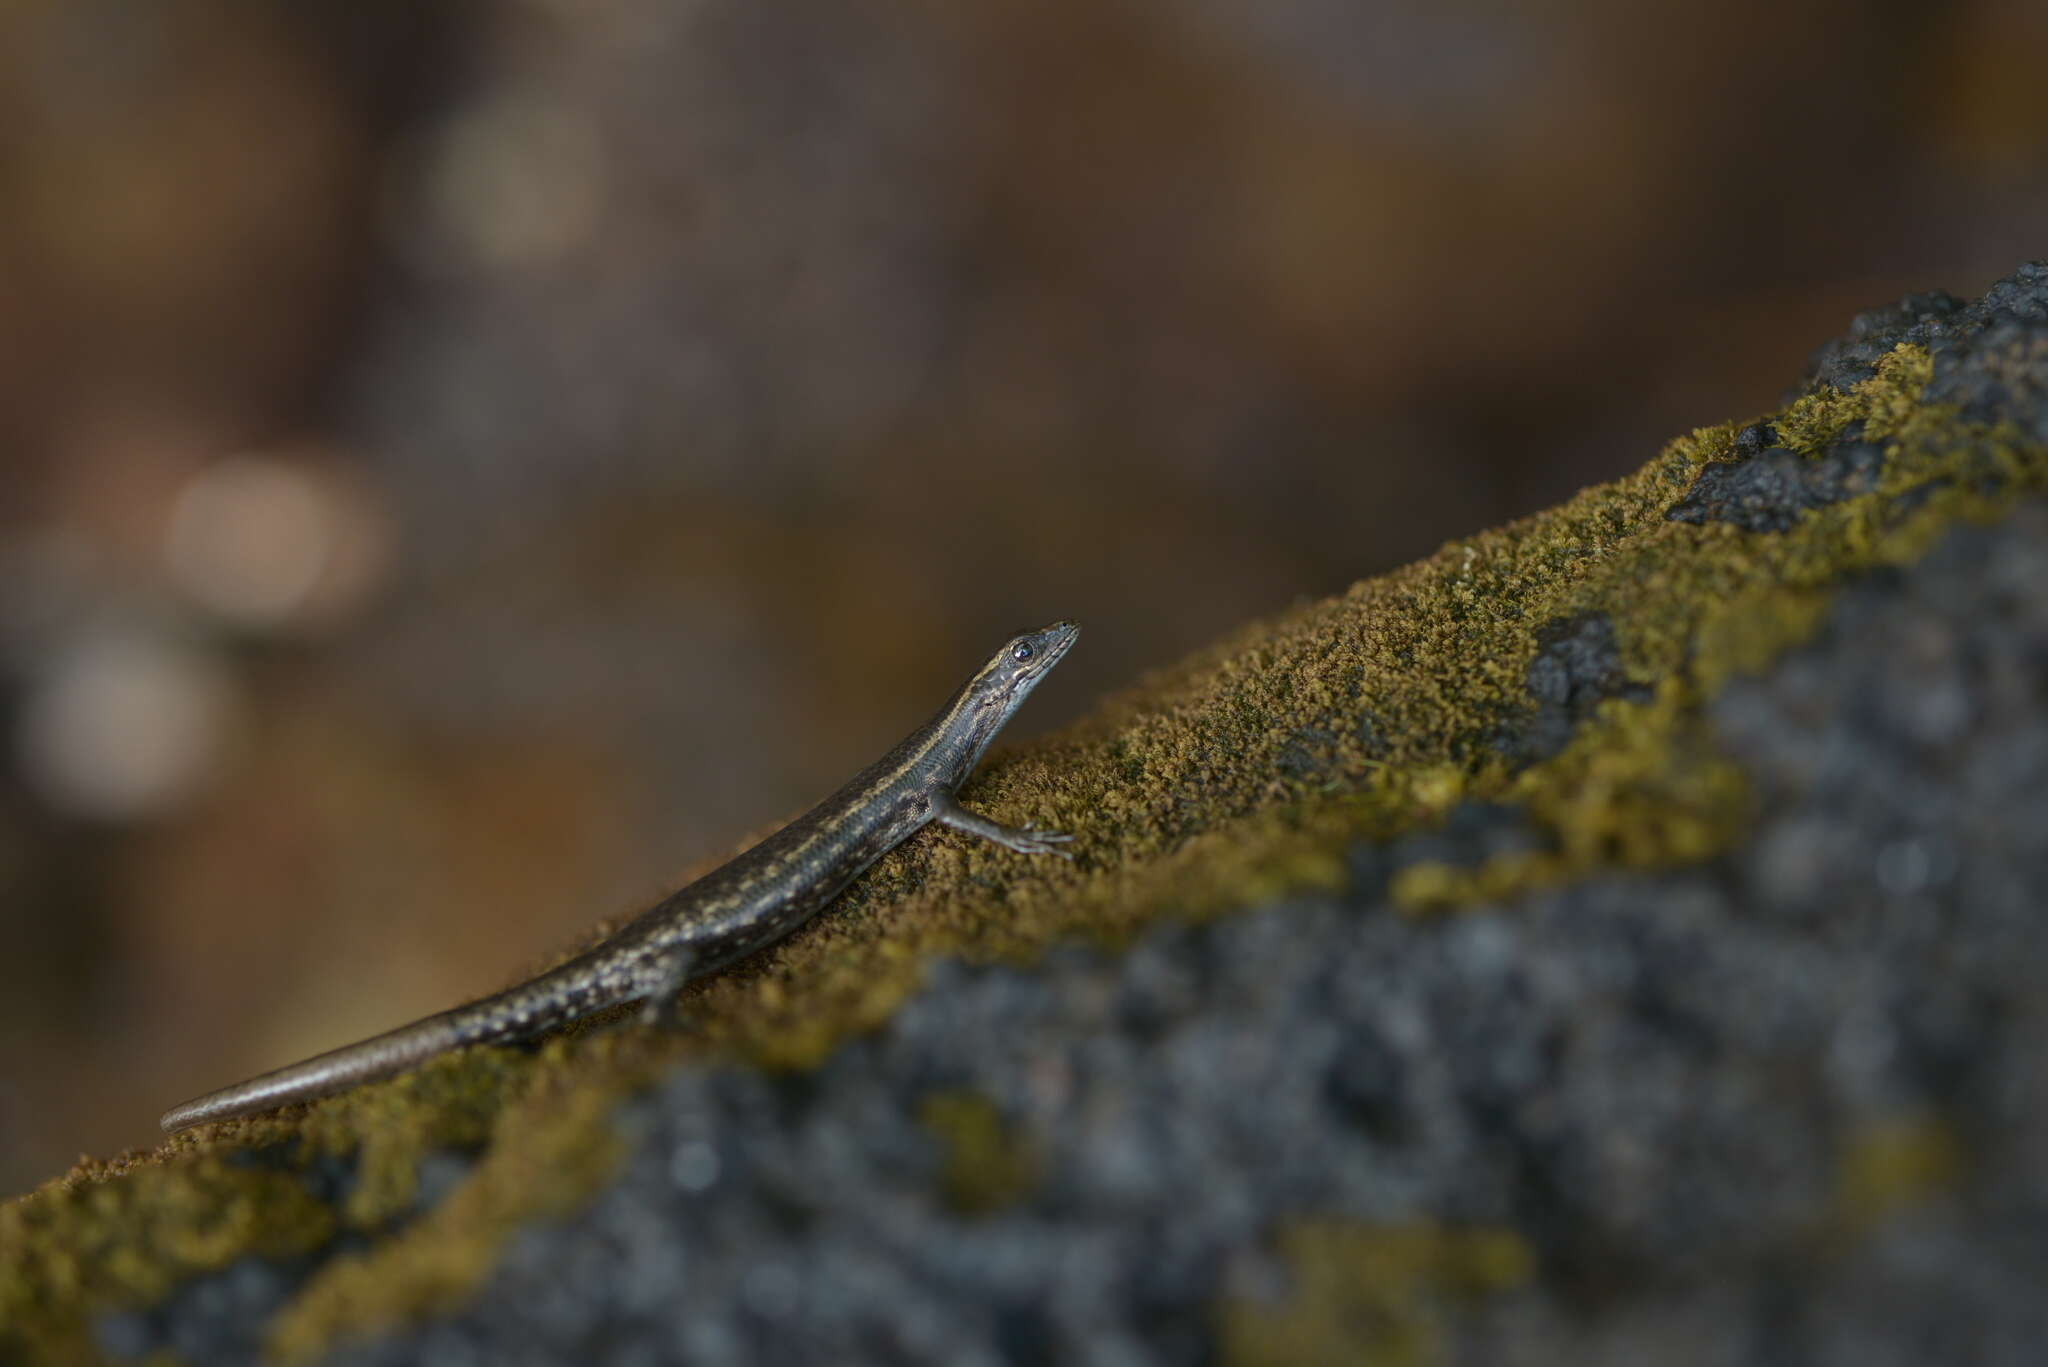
[160,620,1079,1133]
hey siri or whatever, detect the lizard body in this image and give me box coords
[158,621,1078,1133]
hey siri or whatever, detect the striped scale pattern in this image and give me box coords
[158,622,1079,1133]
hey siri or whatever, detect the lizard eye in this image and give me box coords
[1012,642,1035,662]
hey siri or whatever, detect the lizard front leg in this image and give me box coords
[930,790,1075,857]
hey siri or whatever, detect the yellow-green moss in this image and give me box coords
[0,1035,571,1361]
[918,1091,1039,1216]
[1389,680,1754,912]
[0,1158,334,1362]
[6,339,2045,1362]
[1219,1220,1534,1367]
[1830,1113,1965,1238]
[264,1039,632,1365]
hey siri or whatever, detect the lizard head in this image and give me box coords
[936,620,1079,776]
[980,620,1080,708]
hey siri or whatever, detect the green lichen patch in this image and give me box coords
[918,1091,1039,1216]
[6,334,2046,1362]
[1829,1113,1965,1239]
[1219,1220,1534,1367]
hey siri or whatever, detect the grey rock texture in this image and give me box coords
[1804,259,2048,396]
[1491,612,1652,763]
[1675,256,2048,537]
[1665,425,1885,532]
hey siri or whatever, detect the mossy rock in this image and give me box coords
[6,263,2047,1365]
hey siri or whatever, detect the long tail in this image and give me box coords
[160,1005,480,1133]
[159,947,646,1133]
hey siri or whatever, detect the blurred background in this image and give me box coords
[0,0,2042,1193]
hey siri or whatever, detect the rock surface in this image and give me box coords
[7,262,2048,1366]
[313,504,2048,1367]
